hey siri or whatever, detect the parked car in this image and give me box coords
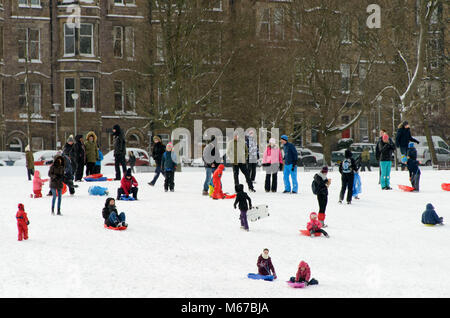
[422,147,450,166]
[0,151,26,166]
[397,136,449,165]
[14,150,58,166]
[0,160,7,166]
[296,147,324,166]
[332,143,378,166]
[103,148,153,167]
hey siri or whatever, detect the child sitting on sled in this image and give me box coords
[102,198,128,228]
[421,203,444,225]
[307,212,329,238]
[32,170,48,198]
[234,184,252,231]
[117,168,138,200]
[257,248,277,279]
[16,203,30,241]
[289,261,319,286]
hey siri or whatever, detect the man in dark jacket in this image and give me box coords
[339,149,357,204]
[396,121,419,170]
[73,135,86,181]
[234,184,252,231]
[421,203,443,225]
[376,133,396,190]
[148,135,166,186]
[112,124,127,180]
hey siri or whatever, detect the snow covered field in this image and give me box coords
[1,165,449,298]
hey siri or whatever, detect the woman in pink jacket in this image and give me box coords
[262,138,283,192]
[32,170,48,198]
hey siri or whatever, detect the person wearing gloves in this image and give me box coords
[16,203,30,241]
[421,203,444,225]
[256,248,277,279]
[117,168,138,200]
[234,184,253,231]
[280,135,298,194]
[289,261,319,286]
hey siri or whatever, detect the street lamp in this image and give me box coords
[72,93,79,136]
[377,95,382,132]
[53,103,60,149]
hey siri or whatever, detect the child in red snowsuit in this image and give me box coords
[16,203,29,241]
[289,260,319,285]
[212,164,225,199]
[32,170,48,198]
[307,212,329,238]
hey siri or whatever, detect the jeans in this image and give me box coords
[203,167,212,192]
[283,164,298,192]
[150,165,163,185]
[380,161,392,188]
[51,188,62,212]
[27,168,34,181]
[108,212,126,227]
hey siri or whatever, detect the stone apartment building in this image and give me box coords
[0,0,152,153]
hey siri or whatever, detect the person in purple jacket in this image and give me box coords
[257,248,277,279]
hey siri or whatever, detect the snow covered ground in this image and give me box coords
[0,165,449,298]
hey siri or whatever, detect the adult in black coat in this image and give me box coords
[395,121,419,170]
[73,135,86,181]
[112,124,127,180]
[148,135,166,186]
[339,149,358,204]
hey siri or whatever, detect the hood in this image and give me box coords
[408,142,415,149]
[235,184,244,193]
[18,203,25,211]
[53,155,64,166]
[344,149,352,159]
[86,131,97,143]
[426,203,434,211]
[309,212,318,220]
[113,125,121,136]
[34,170,40,178]
[298,261,308,269]
[105,197,116,208]
[217,164,225,172]
[75,135,83,143]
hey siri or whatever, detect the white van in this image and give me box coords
[403,136,449,165]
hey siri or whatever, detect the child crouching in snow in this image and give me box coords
[16,203,30,241]
[421,203,444,225]
[289,261,319,286]
[307,212,329,238]
[257,248,277,279]
[32,170,48,198]
[234,184,252,231]
[102,198,128,228]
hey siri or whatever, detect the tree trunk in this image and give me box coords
[422,112,438,166]
[320,133,332,167]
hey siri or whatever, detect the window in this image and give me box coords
[126,88,136,112]
[203,0,222,11]
[341,64,350,93]
[18,28,40,62]
[19,83,26,109]
[311,129,319,143]
[18,83,41,114]
[125,27,135,60]
[80,77,94,109]
[64,24,75,56]
[113,26,123,58]
[156,31,164,62]
[259,8,270,40]
[359,63,367,93]
[79,24,93,56]
[340,15,351,43]
[114,81,124,112]
[19,0,40,7]
[358,116,368,142]
[273,7,284,41]
[64,78,75,109]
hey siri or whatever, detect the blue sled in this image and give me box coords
[85,177,108,182]
[119,195,136,201]
[247,273,274,281]
[88,186,109,196]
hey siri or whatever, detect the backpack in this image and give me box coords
[342,158,352,174]
[311,179,318,195]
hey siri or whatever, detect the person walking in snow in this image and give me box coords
[289,261,319,286]
[16,203,30,241]
[262,138,283,192]
[280,135,299,194]
[112,124,127,181]
[234,184,252,231]
[376,133,396,190]
[339,149,357,204]
[257,248,277,279]
[149,135,166,186]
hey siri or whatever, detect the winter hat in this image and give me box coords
[18,203,24,211]
[408,142,415,148]
[382,133,389,143]
[67,135,74,143]
[126,168,132,177]
[235,184,244,193]
[321,166,328,173]
[344,149,352,159]
[269,138,276,145]
[112,125,121,136]
[166,142,173,151]
[403,121,409,127]
[25,145,30,152]
[153,135,161,142]
[281,135,289,141]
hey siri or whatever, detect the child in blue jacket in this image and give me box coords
[407,142,420,191]
[421,203,443,225]
[162,142,177,192]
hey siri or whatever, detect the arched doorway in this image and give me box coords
[8,137,24,152]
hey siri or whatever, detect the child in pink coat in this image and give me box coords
[307,212,329,238]
[32,170,48,198]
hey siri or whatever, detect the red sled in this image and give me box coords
[104,224,127,231]
[49,183,67,196]
[85,174,103,179]
[300,230,321,237]
[287,281,306,288]
[441,183,450,191]
[398,185,415,192]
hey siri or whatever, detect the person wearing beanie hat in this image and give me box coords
[25,145,34,181]
[256,249,277,279]
[421,203,444,225]
[233,184,252,231]
[338,149,357,204]
[312,166,331,225]
[262,138,283,192]
[117,168,139,200]
[16,203,30,241]
[112,124,127,180]
[280,134,299,194]
[148,135,166,186]
[395,121,419,171]
[376,133,396,190]
[162,142,177,192]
